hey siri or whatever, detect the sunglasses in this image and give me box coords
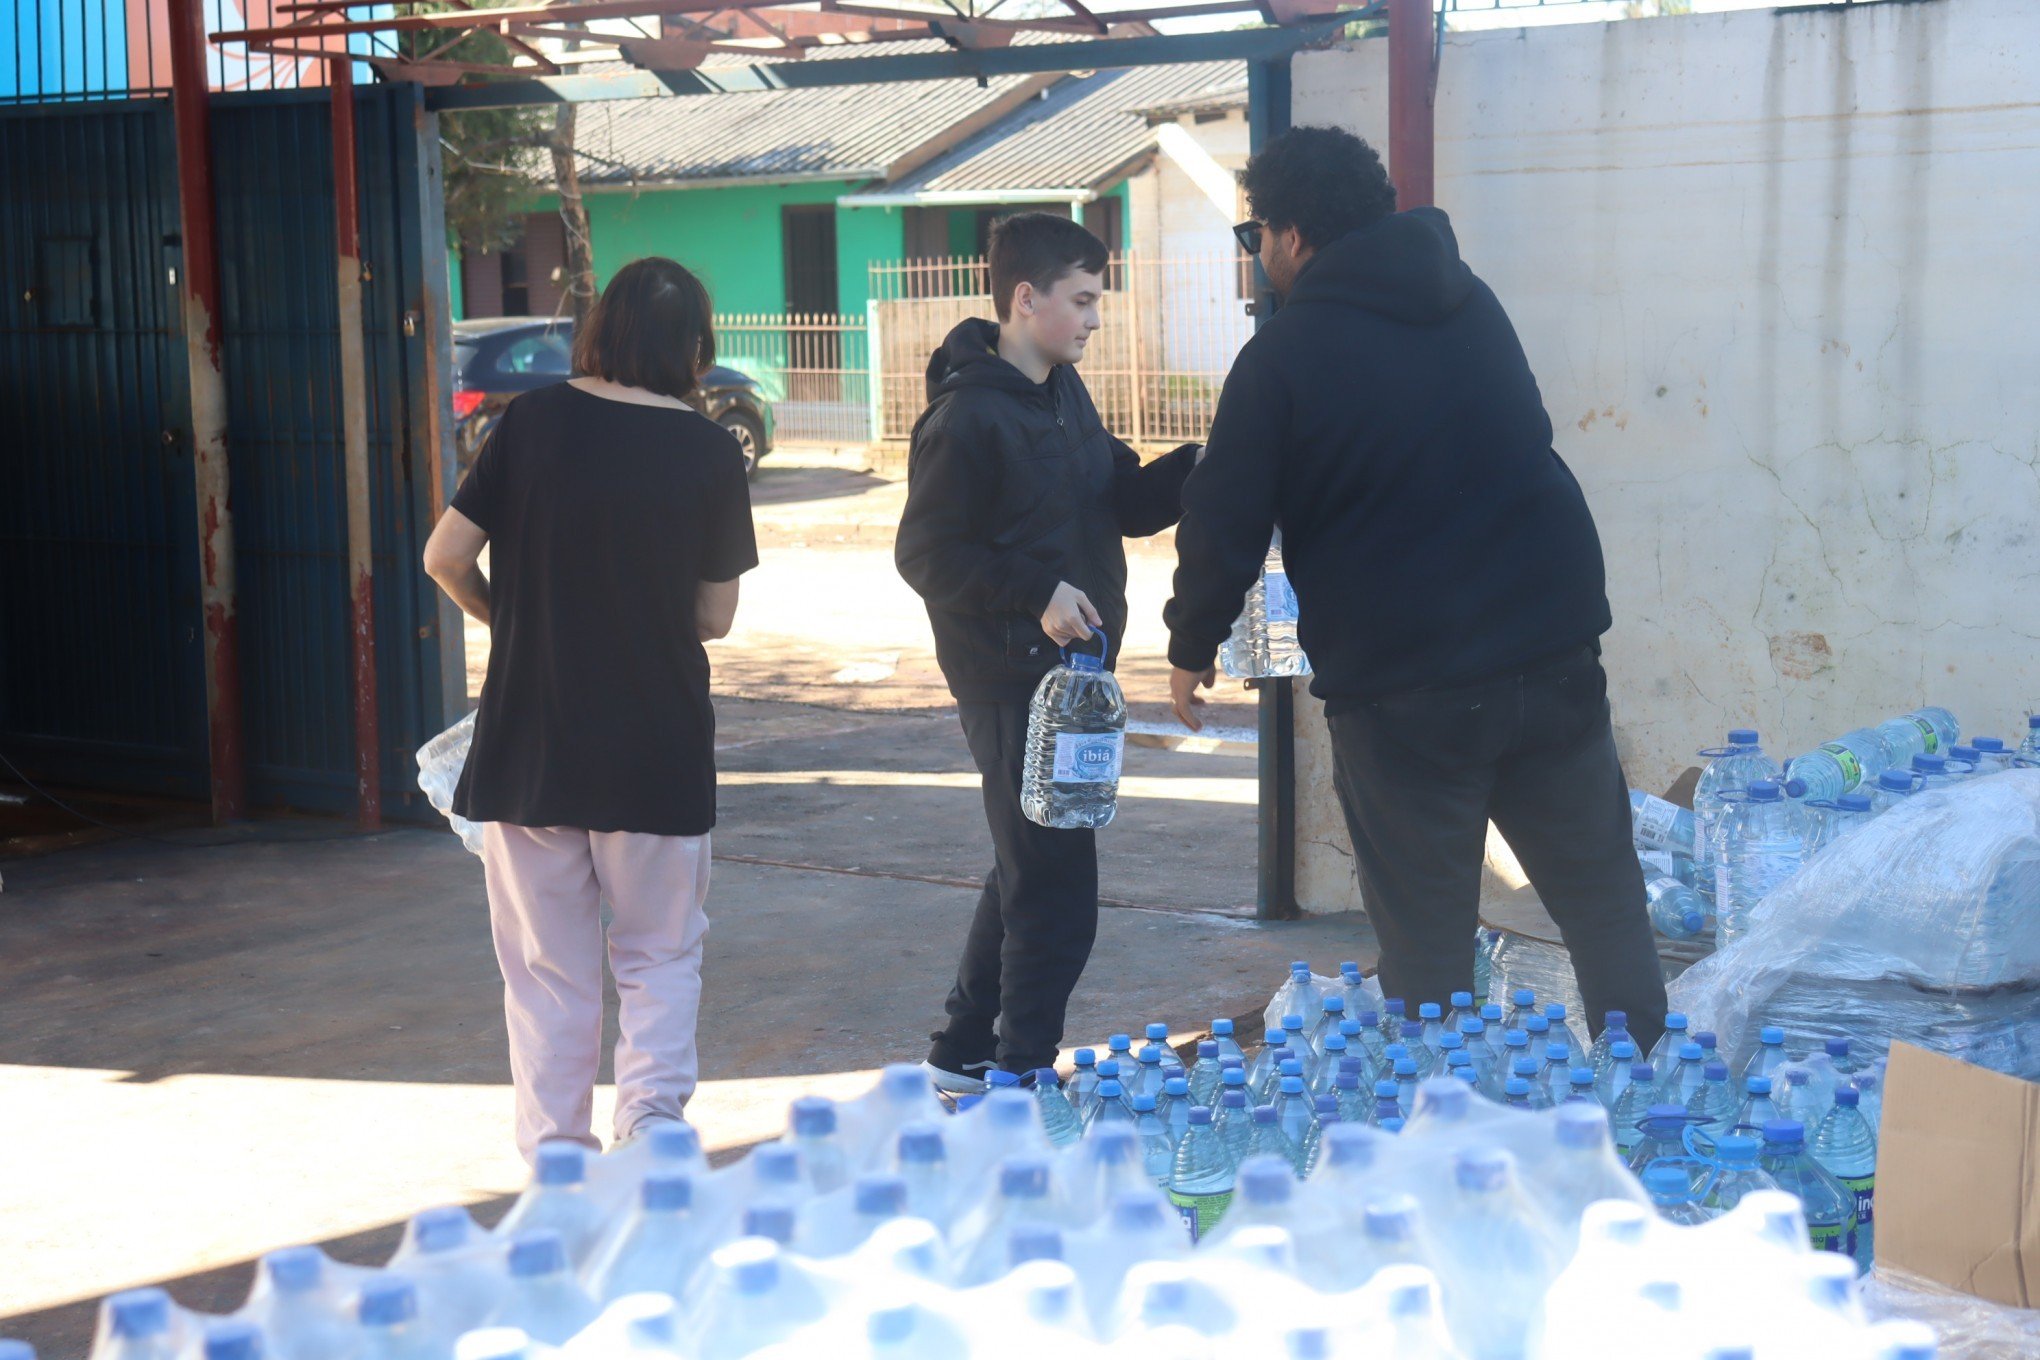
[1233,220,1264,256]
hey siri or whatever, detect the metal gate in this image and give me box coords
[0,85,458,817]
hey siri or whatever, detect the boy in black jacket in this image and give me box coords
[1164,127,1667,1054]
[896,213,1197,1088]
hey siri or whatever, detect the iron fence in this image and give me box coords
[715,311,871,447]
[868,251,1254,447]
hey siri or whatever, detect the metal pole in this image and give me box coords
[332,56,382,828]
[1388,0,1436,209]
[1247,55,1298,921]
[167,0,246,823]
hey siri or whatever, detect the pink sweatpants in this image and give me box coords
[480,822,712,1162]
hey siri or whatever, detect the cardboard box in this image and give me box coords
[1875,1041,2040,1308]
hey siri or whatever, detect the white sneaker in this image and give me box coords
[920,1060,990,1095]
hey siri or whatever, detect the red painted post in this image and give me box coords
[332,56,382,828]
[1388,0,1436,209]
[167,0,247,823]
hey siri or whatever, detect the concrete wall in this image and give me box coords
[1287,0,2040,912]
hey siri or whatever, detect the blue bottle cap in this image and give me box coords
[1605,1009,1628,1028]
[1197,1040,1220,1059]
[1324,1034,1348,1053]
[1357,1011,1380,1028]
[1680,1042,1704,1061]
[1096,1079,1124,1099]
[1571,1068,1596,1084]
[1074,1048,1096,1066]
[1381,1116,1406,1132]
[1783,777,1809,798]
[1000,1158,1052,1197]
[1030,1067,1062,1089]
[643,1170,692,1212]
[650,1123,701,1162]
[1097,1059,1121,1079]
[1323,995,1346,1014]
[1456,1149,1510,1191]
[507,1231,565,1277]
[1164,1077,1190,1097]
[203,1322,263,1360]
[1401,1021,1424,1040]
[1252,1105,1278,1125]
[1283,1013,1306,1033]
[1188,1106,1214,1125]
[1760,1025,1786,1045]
[2030,715,2040,729]
[1835,1086,1860,1107]
[1445,1051,1472,1068]
[1747,780,1781,801]
[1139,1045,1164,1065]
[1481,1003,1504,1021]
[1694,1030,1717,1050]
[412,1206,471,1253]
[1974,736,2006,751]
[1458,1017,1484,1035]
[1504,1029,1529,1048]
[1837,792,1873,812]
[1384,998,1407,1017]
[1221,1090,1248,1109]
[1450,991,1473,1008]
[1728,728,1760,746]
[1513,989,1536,1007]
[1631,1062,1656,1082]
[744,1202,797,1244]
[1263,1028,1288,1047]
[1278,1058,1304,1078]
[1291,960,1311,974]
[1417,1002,1441,1019]
[1335,1070,1360,1089]
[359,1279,417,1328]
[1363,1195,1417,1238]
[1612,1040,1637,1058]
[897,1123,944,1164]
[791,1095,837,1135]
[1666,1012,1688,1029]
[1545,1004,1568,1021]
[1384,1042,1408,1061]
[1525,1015,1550,1034]
[1212,1018,1234,1035]
[1747,1074,1773,1093]
[1394,1058,1419,1077]
[263,1247,323,1293]
[1704,1061,1729,1081]
[1439,1033,1464,1050]
[1512,1056,1540,1077]
[986,1070,1021,1089]
[754,1145,801,1185]
[108,1291,172,1340]
[1108,1033,1131,1051]
[855,1174,907,1217]
[1785,1069,1810,1086]
[1223,1067,1248,1086]
[1240,1159,1292,1201]
[1341,960,1362,977]
[1642,1164,1691,1199]
[1279,1076,1305,1095]
[1146,1023,1170,1041]
[1826,1037,1851,1057]
[1762,1119,1805,1146]
[1130,1093,1159,1113]
[1913,753,1945,773]
[1554,1103,1607,1147]
[1373,1080,1400,1098]
[1547,1043,1570,1062]
[1951,745,1979,762]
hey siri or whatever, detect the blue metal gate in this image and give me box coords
[1,84,458,818]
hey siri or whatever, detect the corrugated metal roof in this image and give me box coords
[566,62,1046,186]
[851,61,1246,202]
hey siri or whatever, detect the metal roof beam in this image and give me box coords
[425,18,1348,109]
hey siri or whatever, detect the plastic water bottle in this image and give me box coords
[891,1123,954,1228]
[1782,727,1889,803]
[1850,1071,1884,1135]
[1130,1045,1169,1101]
[1642,1163,1713,1226]
[1245,1028,1289,1098]
[1214,1088,1254,1161]
[1432,1150,1564,1360]
[388,1208,503,1342]
[1086,1079,1134,1132]
[1686,1060,1736,1135]
[1209,1017,1246,1066]
[1703,1133,1780,1212]
[1185,1042,1225,1107]
[1271,1077,1316,1169]
[1020,630,1126,830]
[786,1096,852,1195]
[93,1290,180,1360]
[1743,1025,1790,1083]
[1629,790,1698,856]
[1693,730,1781,901]
[1364,1080,1404,1129]
[1541,1004,1587,1068]
[200,1323,262,1360]
[690,1241,828,1360]
[1911,752,1957,791]
[1305,995,1347,1055]
[1661,1042,1709,1107]
[1758,1121,1857,1258]
[584,1170,713,1302]
[1539,1045,1575,1107]
[1167,1107,1235,1242]
[487,1232,596,1346]
[1589,1012,1632,1079]
[1968,735,2012,773]
[1874,706,1960,767]
[1275,963,1326,1033]
[1714,781,1808,947]
[498,1143,606,1267]
[1126,1094,1176,1187]
[1812,1087,1878,1272]
[1868,766,1920,815]
[1026,1069,1083,1148]
[1504,987,1540,1034]
[246,1247,354,1360]
[1644,872,1706,939]
[1807,792,1874,854]
[957,1157,1059,1285]
[1416,1002,1447,1055]
[1156,1076,1193,1146]
[1219,530,1310,679]
[353,1280,437,1360]
[1610,1063,1658,1156]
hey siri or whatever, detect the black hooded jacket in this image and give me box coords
[896,318,1198,702]
[1164,207,1612,709]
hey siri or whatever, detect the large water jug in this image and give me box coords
[1713,781,1809,947]
[1218,531,1310,679]
[1020,631,1126,830]
[497,1144,606,1268]
[1873,706,1960,767]
[485,1233,596,1347]
[1692,730,1780,901]
[583,1170,715,1302]
[1782,727,1889,804]
[388,1208,506,1343]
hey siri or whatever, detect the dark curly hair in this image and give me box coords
[1240,125,1399,249]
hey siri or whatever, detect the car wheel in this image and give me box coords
[719,410,764,479]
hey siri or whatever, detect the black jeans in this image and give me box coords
[1325,646,1668,1054]
[930,699,1100,1076]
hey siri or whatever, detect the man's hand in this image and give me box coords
[1170,666,1217,731]
[1040,581,1102,647]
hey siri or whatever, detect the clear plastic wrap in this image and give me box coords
[416,710,484,855]
[1667,770,2040,1080]
[1860,1266,2040,1360]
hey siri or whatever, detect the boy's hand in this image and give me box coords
[1040,581,1102,646]
[1170,666,1216,731]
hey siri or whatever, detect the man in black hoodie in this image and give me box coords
[1165,127,1667,1051]
[897,213,1197,1088]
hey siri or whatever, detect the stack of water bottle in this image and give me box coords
[1628,708,2040,949]
[74,1047,1930,1360]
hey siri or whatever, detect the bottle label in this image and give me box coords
[1168,1187,1233,1242]
[1817,741,1865,789]
[1911,716,1940,755]
[1264,569,1299,624]
[1840,1173,1874,1226]
[1639,849,1677,878]
[1809,1219,1856,1257]
[1632,794,1683,849]
[1052,731,1124,783]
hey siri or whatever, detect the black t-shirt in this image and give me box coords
[449,382,758,836]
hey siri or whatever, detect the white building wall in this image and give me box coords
[1286,0,2040,913]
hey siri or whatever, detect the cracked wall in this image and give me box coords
[1288,0,2039,914]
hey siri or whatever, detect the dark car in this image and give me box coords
[452,316,774,478]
